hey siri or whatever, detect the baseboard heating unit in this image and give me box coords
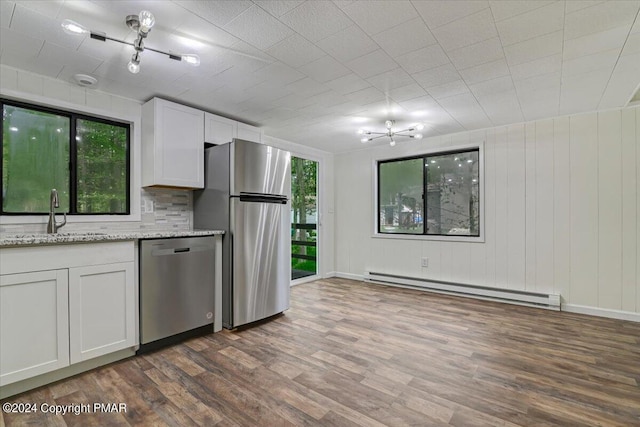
[364,271,561,311]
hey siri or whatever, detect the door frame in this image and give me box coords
[290,154,321,286]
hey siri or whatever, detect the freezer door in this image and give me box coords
[230,139,291,197]
[230,198,290,327]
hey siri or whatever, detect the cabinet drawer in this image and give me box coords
[0,241,134,275]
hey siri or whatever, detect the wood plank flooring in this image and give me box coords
[2,278,639,426]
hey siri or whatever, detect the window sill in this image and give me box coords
[371,232,485,243]
[1,213,141,225]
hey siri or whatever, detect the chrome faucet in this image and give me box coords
[47,188,67,234]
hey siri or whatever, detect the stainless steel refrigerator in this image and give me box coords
[194,139,291,329]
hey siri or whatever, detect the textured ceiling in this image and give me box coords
[1,0,640,152]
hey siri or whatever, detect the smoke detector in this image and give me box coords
[72,74,98,88]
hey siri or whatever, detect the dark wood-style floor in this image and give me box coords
[2,278,639,426]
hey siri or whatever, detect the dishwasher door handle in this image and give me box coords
[151,245,213,256]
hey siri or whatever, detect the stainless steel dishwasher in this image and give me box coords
[138,236,215,353]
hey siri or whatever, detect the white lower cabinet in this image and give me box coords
[0,270,70,386]
[69,262,136,364]
[0,242,136,387]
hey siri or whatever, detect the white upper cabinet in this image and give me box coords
[205,113,237,145]
[237,122,263,143]
[142,98,205,189]
[205,112,262,145]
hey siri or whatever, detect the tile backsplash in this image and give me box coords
[0,188,193,234]
[140,188,192,230]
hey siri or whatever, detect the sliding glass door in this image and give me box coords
[291,156,318,281]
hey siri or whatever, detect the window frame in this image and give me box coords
[1,98,131,216]
[373,143,484,243]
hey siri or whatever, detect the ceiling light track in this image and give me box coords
[62,10,200,74]
[358,120,424,146]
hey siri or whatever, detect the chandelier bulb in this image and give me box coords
[360,138,369,143]
[128,54,141,74]
[389,139,396,147]
[416,123,425,131]
[138,10,155,33]
[181,54,200,66]
[414,133,423,140]
[61,19,89,35]
[127,61,140,74]
[357,129,365,135]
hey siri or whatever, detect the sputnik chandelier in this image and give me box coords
[357,120,424,146]
[61,10,200,74]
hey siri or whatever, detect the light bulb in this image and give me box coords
[128,59,140,74]
[415,123,425,130]
[413,133,423,140]
[181,54,200,66]
[357,129,365,135]
[61,19,89,35]
[389,139,396,147]
[138,10,155,33]
[361,138,369,143]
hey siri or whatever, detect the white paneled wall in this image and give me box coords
[335,106,640,319]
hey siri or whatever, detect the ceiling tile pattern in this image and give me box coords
[1,0,639,152]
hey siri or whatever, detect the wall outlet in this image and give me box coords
[421,257,429,268]
[144,199,154,213]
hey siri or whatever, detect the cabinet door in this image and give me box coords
[237,122,262,143]
[205,113,237,145]
[69,262,135,364]
[0,270,69,386]
[153,99,205,188]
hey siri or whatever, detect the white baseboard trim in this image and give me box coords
[562,304,640,322]
[334,272,364,281]
[291,275,320,286]
[324,271,337,278]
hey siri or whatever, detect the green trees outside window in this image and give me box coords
[2,106,70,212]
[291,156,318,279]
[76,119,128,213]
[1,100,129,215]
[378,148,480,237]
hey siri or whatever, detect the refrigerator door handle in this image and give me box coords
[238,193,288,204]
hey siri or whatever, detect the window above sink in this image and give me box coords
[1,99,131,216]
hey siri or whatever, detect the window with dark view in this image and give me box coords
[378,148,480,237]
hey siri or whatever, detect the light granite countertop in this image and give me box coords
[0,229,224,247]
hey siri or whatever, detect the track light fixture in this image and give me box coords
[358,120,424,146]
[61,10,200,74]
